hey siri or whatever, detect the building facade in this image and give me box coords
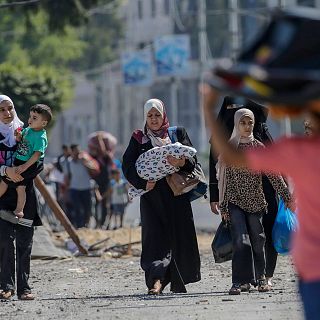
[47,0,318,158]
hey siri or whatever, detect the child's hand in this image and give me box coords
[146,181,156,191]
[15,164,27,174]
[167,155,186,168]
[14,127,23,142]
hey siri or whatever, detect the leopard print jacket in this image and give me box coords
[220,140,291,214]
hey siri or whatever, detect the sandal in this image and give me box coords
[257,279,271,292]
[240,283,251,292]
[266,277,273,287]
[148,280,162,295]
[0,290,14,300]
[229,283,241,295]
[18,292,35,300]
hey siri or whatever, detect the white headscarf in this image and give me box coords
[216,108,255,205]
[143,98,171,147]
[0,95,24,147]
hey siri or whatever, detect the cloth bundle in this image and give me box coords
[128,142,197,200]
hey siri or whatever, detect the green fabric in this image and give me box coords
[15,127,47,161]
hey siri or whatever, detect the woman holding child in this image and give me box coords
[0,95,42,300]
[122,98,200,295]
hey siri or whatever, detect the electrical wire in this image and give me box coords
[0,0,41,9]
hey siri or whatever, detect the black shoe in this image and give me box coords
[240,283,251,292]
[229,283,241,295]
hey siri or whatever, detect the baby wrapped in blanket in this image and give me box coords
[128,142,196,199]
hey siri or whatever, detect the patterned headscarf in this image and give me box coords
[0,95,24,147]
[143,99,171,147]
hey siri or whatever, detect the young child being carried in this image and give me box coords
[0,104,52,218]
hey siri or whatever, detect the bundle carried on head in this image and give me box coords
[87,131,117,159]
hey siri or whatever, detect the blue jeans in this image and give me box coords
[299,279,320,320]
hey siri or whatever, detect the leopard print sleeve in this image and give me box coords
[266,173,291,205]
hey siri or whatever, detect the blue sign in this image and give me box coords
[121,48,153,86]
[154,34,191,76]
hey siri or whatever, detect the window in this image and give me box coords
[164,0,170,15]
[138,0,143,19]
[151,0,156,17]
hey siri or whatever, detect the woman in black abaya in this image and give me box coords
[122,98,200,294]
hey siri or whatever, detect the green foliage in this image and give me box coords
[0,0,123,71]
[4,0,99,32]
[0,63,72,127]
[69,2,123,71]
[0,0,123,127]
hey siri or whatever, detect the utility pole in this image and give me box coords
[198,0,208,153]
[170,77,179,126]
[229,0,240,61]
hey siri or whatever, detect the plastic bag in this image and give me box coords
[272,198,298,254]
[211,221,233,263]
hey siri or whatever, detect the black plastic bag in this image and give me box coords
[211,221,233,263]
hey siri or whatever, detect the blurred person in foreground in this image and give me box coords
[201,8,320,320]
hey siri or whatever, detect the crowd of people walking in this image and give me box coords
[45,143,129,230]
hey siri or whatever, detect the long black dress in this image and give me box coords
[0,137,42,297]
[122,127,201,293]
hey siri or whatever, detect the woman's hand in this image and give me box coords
[210,202,220,215]
[15,164,28,174]
[221,211,230,222]
[167,155,185,168]
[286,199,296,212]
[5,166,23,183]
[146,181,156,191]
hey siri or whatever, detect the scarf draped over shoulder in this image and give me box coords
[216,108,255,205]
[133,98,171,147]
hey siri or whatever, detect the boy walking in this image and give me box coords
[110,169,128,229]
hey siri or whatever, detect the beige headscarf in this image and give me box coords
[143,98,171,147]
[216,108,255,204]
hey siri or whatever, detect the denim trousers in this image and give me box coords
[299,279,320,320]
[229,203,266,284]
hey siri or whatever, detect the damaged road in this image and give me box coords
[0,250,303,320]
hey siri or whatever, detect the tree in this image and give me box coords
[0,0,123,127]
[0,0,123,71]
[0,63,71,126]
[4,0,100,31]
[69,7,123,71]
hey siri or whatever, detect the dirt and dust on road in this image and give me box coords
[0,227,303,320]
